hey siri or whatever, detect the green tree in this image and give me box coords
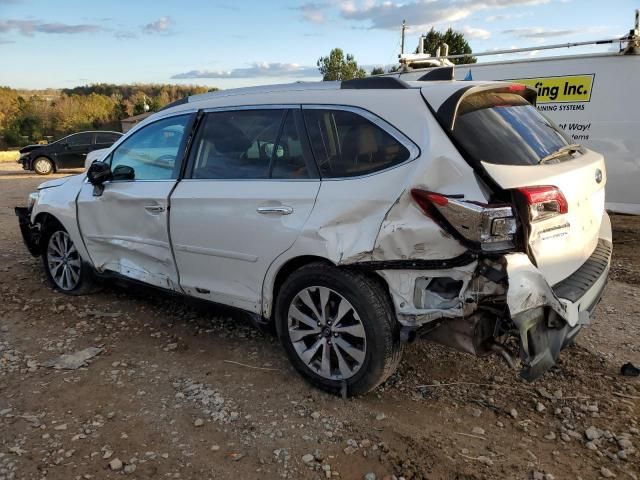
[0,83,215,147]
[317,48,367,81]
[0,87,20,131]
[418,27,476,65]
[369,66,385,76]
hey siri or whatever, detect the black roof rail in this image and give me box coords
[340,77,410,90]
[416,66,455,81]
[159,96,189,111]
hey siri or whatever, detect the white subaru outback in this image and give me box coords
[15,75,611,396]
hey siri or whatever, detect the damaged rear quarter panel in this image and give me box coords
[262,100,493,319]
[373,116,489,264]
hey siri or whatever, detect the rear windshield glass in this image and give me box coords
[452,92,572,166]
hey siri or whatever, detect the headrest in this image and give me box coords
[204,119,252,153]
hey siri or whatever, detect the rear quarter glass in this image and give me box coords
[452,92,573,166]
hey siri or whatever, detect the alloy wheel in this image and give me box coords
[47,231,81,291]
[34,158,52,174]
[287,286,367,380]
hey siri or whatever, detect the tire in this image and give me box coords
[33,157,54,175]
[275,264,403,396]
[41,224,98,295]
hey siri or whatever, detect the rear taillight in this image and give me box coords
[410,189,517,253]
[517,186,568,223]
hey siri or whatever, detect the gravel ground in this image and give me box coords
[0,163,638,480]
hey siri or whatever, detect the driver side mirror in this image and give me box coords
[87,161,112,196]
[112,164,135,181]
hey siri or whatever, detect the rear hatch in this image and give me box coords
[423,84,606,286]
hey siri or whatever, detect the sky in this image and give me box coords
[0,0,637,89]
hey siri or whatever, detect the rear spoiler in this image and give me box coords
[435,83,537,132]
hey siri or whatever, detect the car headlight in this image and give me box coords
[27,191,39,210]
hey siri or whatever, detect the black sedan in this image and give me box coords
[18,131,122,175]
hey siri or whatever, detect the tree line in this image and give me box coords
[0,84,214,148]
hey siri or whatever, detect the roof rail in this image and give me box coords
[341,77,409,90]
[417,66,455,81]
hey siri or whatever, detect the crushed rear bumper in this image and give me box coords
[508,239,612,380]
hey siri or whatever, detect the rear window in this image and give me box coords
[95,132,120,144]
[452,92,572,166]
[303,109,411,178]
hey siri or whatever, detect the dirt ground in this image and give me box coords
[0,163,638,480]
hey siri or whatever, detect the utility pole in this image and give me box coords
[400,20,406,55]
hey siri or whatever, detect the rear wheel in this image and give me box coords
[42,226,97,295]
[33,157,54,175]
[275,264,402,396]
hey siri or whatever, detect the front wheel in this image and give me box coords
[33,157,54,175]
[42,227,97,295]
[275,264,403,396]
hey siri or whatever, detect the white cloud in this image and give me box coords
[172,62,320,79]
[485,12,526,21]
[461,25,491,40]
[333,0,550,30]
[502,27,577,38]
[0,19,103,35]
[294,3,328,23]
[143,16,172,34]
[115,31,137,40]
[502,26,607,40]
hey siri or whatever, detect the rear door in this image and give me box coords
[170,107,320,313]
[57,132,94,168]
[94,132,122,151]
[423,86,606,285]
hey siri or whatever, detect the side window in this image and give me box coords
[190,110,285,179]
[110,114,191,180]
[303,109,411,178]
[95,132,120,144]
[270,111,310,179]
[67,133,92,146]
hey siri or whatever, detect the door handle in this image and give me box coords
[144,205,166,213]
[257,205,293,215]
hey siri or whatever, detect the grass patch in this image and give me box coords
[0,151,20,163]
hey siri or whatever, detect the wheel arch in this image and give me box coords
[32,155,56,172]
[31,204,93,269]
[263,254,396,322]
[34,211,64,234]
[263,255,334,320]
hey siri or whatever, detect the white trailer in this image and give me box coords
[396,11,640,214]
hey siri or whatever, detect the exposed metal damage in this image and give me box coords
[336,190,609,382]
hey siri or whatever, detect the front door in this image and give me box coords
[57,132,94,168]
[170,108,321,313]
[77,113,194,290]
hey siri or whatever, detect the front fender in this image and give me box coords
[30,174,92,266]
